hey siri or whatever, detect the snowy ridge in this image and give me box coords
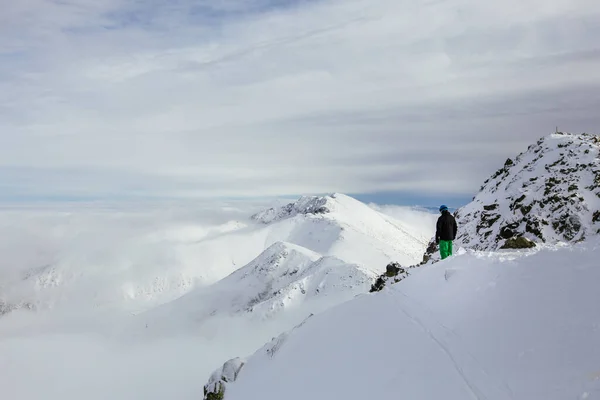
[210,195,432,317]
[255,193,428,266]
[147,241,377,325]
[206,239,600,400]
[220,242,376,317]
[455,132,600,251]
[251,195,333,224]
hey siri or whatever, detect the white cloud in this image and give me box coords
[369,203,438,241]
[0,199,264,284]
[1,0,600,199]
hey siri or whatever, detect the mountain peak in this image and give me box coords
[251,193,351,224]
[252,193,429,267]
[230,241,321,280]
[159,239,377,322]
[455,131,600,250]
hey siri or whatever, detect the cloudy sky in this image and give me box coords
[1,0,599,206]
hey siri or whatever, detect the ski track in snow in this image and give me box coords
[391,288,514,400]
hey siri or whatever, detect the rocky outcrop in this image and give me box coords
[0,300,35,317]
[452,132,600,251]
[251,195,334,224]
[500,236,536,249]
[203,358,245,400]
[369,262,410,292]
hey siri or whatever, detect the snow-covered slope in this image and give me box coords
[454,132,599,251]
[157,193,429,323]
[206,239,600,400]
[146,241,377,328]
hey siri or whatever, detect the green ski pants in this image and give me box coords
[439,240,453,259]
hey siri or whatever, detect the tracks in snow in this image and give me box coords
[389,288,514,400]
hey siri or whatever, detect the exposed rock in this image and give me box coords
[525,218,544,240]
[477,213,501,232]
[421,240,438,265]
[552,214,583,241]
[370,262,409,292]
[251,195,335,223]
[499,222,520,240]
[500,237,536,249]
[203,358,245,400]
[509,194,527,210]
[0,300,35,316]
[385,262,401,277]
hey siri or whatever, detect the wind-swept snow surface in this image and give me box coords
[215,240,600,400]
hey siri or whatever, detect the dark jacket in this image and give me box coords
[436,211,457,243]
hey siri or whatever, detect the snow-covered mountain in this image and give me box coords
[250,193,429,267]
[0,194,430,316]
[145,194,427,323]
[146,240,377,329]
[251,195,333,223]
[143,195,432,330]
[457,132,600,250]
[204,238,600,400]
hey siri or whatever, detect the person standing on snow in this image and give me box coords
[435,205,457,260]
